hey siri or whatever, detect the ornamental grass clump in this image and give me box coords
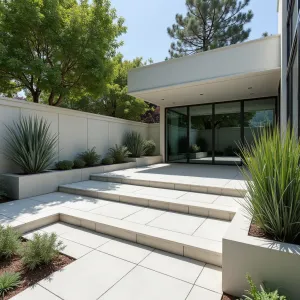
[0,226,20,259]
[108,145,130,164]
[77,147,101,167]
[0,272,21,300]
[20,232,65,270]
[124,131,145,158]
[239,125,300,244]
[3,116,58,174]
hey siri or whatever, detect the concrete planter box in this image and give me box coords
[1,162,137,200]
[223,211,300,299]
[125,156,162,167]
[188,152,207,159]
[168,154,186,161]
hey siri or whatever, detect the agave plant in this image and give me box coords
[124,131,145,158]
[108,145,131,164]
[3,116,58,174]
[239,125,300,243]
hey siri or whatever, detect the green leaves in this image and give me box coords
[77,147,101,167]
[124,131,145,158]
[167,0,254,57]
[239,125,300,244]
[108,145,130,164]
[0,0,126,105]
[3,116,58,174]
[0,272,21,300]
[0,226,20,259]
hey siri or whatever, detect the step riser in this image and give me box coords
[90,175,246,198]
[58,186,235,221]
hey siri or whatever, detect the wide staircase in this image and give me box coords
[57,166,245,268]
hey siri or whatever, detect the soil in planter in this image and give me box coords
[0,254,74,299]
[222,293,238,300]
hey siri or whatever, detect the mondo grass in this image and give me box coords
[239,125,300,244]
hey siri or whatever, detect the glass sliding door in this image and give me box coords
[214,102,242,165]
[166,107,188,163]
[188,104,213,164]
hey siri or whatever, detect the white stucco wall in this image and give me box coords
[0,97,160,174]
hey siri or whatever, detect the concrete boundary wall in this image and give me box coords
[0,97,160,174]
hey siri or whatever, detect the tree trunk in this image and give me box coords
[32,91,39,103]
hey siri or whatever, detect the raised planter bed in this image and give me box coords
[188,152,207,159]
[223,211,300,300]
[125,155,162,167]
[1,162,137,200]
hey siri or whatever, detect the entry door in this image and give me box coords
[166,107,188,163]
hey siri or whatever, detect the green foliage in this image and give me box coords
[189,144,200,153]
[56,160,74,171]
[73,158,86,169]
[124,131,145,158]
[77,147,101,167]
[102,157,114,165]
[143,140,156,156]
[197,138,208,152]
[239,125,300,243]
[20,232,65,270]
[0,272,21,299]
[0,226,20,259]
[0,180,7,199]
[0,0,126,105]
[108,145,130,164]
[3,116,58,174]
[241,275,287,300]
[167,0,253,57]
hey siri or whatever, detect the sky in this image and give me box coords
[110,0,278,63]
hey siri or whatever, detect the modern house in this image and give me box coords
[128,0,299,166]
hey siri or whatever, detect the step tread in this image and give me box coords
[59,180,242,221]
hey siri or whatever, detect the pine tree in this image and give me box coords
[167,0,254,58]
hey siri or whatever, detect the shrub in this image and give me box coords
[108,145,131,164]
[102,157,114,165]
[0,226,20,259]
[239,125,300,243]
[3,116,58,174]
[144,140,156,156]
[124,131,145,158]
[189,144,200,153]
[77,147,101,167]
[56,160,74,170]
[0,272,21,299]
[20,232,65,270]
[73,158,86,169]
[241,275,286,300]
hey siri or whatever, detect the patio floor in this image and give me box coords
[19,222,222,300]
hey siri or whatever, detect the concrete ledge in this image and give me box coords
[12,208,222,267]
[222,210,300,299]
[1,162,136,200]
[125,156,162,167]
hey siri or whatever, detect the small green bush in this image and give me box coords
[241,275,286,300]
[0,226,20,259]
[108,145,131,164]
[0,272,21,299]
[239,125,300,243]
[56,160,74,170]
[144,140,156,156]
[124,131,145,158]
[20,232,65,270]
[77,147,101,167]
[189,144,200,153]
[4,116,58,174]
[102,157,114,165]
[73,158,86,169]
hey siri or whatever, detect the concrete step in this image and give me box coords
[90,172,247,198]
[59,180,241,221]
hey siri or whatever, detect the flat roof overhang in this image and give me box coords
[128,35,281,107]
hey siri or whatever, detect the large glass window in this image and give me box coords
[166,107,188,163]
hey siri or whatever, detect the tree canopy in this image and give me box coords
[0,0,126,106]
[167,0,254,58]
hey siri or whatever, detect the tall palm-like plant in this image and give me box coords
[3,116,58,174]
[124,131,145,158]
[239,125,300,243]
